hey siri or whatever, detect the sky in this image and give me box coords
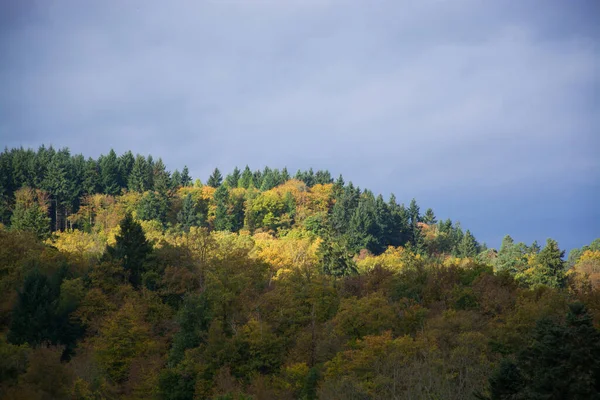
[1,0,599,252]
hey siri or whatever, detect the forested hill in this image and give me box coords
[1,145,599,399]
[1,145,480,257]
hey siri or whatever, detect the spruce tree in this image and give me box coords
[177,193,204,232]
[459,229,479,257]
[213,185,231,231]
[423,208,437,224]
[207,168,223,188]
[129,155,150,192]
[239,166,254,188]
[153,158,171,195]
[99,149,121,195]
[107,212,152,288]
[180,166,191,187]
[225,167,241,188]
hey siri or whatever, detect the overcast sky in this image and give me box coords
[1,0,599,251]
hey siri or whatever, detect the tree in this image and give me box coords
[82,157,101,196]
[226,167,241,188]
[207,168,223,188]
[99,149,121,195]
[106,212,152,288]
[423,208,437,224]
[459,230,479,258]
[153,158,172,194]
[177,193,205,231]
[532,238,566,288]
[8,269,83,360]
[171,169,182,188]
[486,303,600,399]
[168,293,212,366]
[129,155,151,192]
[181,166,192,187]
[318,237,357,278]
[214,185,232,231]
[10,187,51,239]
[117,151,135,190]
[239,166,254,189]
[137,191,169,225]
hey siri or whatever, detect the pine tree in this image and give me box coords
[207,168,223,188]
[107,212,152,288]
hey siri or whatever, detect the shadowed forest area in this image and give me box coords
[1,146,599,399]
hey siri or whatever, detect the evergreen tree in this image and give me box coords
[106,212,152,288]
[98,149,121,195]
[153,158,171,195]
[213,185,231,231]
[7,269,82,360]
[117,151,135,190]
[129,155,151,192]
[207,168,223,188]
[459,229,479,257]
[10,188,51,239]
[239,166,254,188]
[168,293,212,366]
[281,167,290,182]
[531,238,566,288]
[318,236,357,278]
[260,167,276,191]
[177,193,205,232]
[171,169,182,188]
[330,183,360,235]
[487,303,600,399]
[315,169,333,185]
[180,166,192,187]
[423,208,437,224]
[82,157,101,195]
[137,191,169,226]
[225,167,241,188]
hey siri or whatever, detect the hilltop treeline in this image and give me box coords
[0,145,599,399]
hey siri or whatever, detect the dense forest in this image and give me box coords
[0,145,599,399]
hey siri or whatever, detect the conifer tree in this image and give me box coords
[177,193,205,232]
[207,168,223,188]
[239,166,254,189]
[423,208,437,224]
[180,166,192,187]
[153,158,171,194]
[107,212,152,288]
[225,167,241,188]
[99,149,121,195]
[459,229,479,257]
[213,185,231,231]
[129,155,150,192]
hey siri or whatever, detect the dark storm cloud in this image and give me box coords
[1,0,599,250]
